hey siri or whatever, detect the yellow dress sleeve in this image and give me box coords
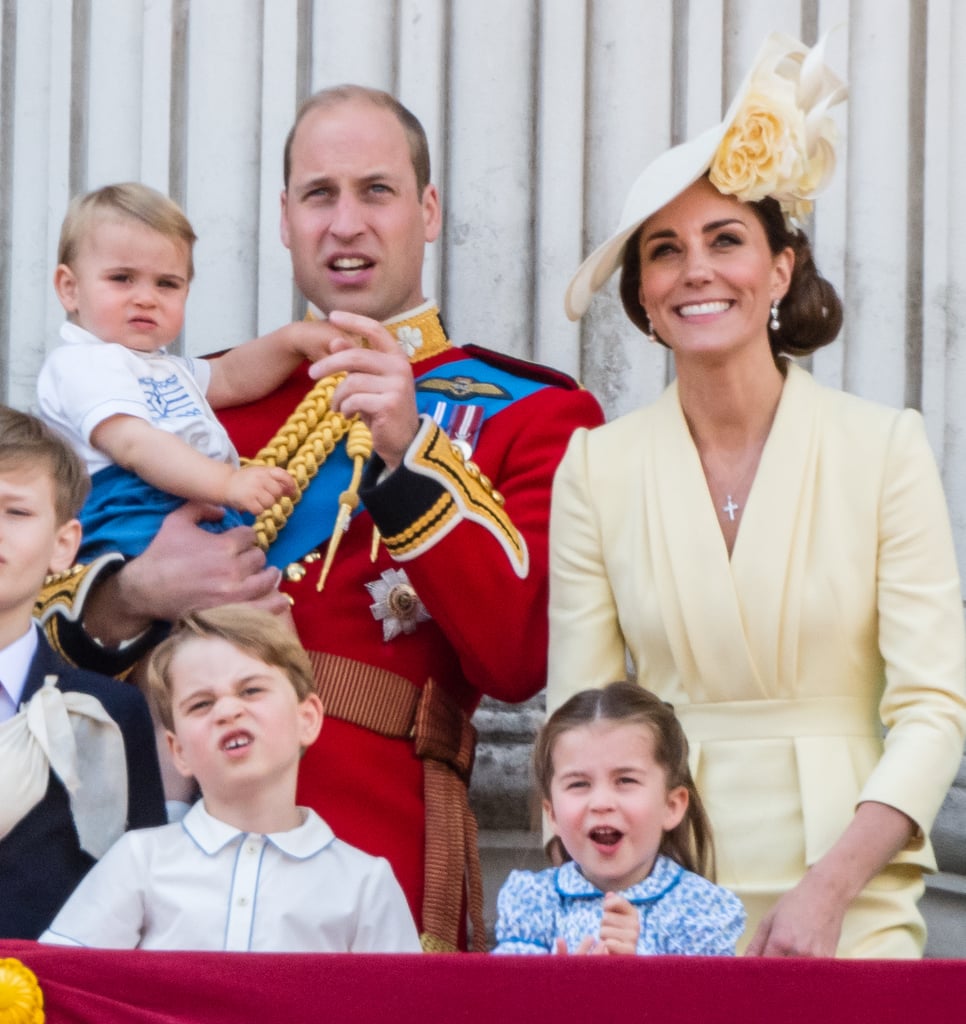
[859,409,966,837]
[547,427,628,717]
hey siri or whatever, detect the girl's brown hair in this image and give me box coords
[536,681,716,880]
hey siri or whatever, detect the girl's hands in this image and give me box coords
[553,893,640,956]
[598,892,640,954]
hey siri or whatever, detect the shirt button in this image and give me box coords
[238,897,249,907]
[247,844,257,855]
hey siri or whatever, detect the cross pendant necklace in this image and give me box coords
[722,495,740,521]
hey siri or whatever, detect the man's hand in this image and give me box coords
[307,309,420,471]
[82,503,287,646]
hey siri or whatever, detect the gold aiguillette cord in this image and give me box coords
[317,418,372,590]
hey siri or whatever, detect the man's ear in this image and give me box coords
[280,189,292,250]
[53,264,80,314]
[421,184,442,244]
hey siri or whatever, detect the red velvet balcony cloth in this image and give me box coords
[2,941,963,1024]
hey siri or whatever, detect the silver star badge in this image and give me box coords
[365,568,431,641]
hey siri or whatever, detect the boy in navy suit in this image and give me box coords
[0,405,165,938]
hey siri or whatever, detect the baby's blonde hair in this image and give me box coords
[58,182,197,280]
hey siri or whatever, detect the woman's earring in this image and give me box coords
[643,313,656,342]
[769,300,781,332]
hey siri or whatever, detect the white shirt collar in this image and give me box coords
[383,298,436,326]
[0,623,39,719]
[182,800,336,859]
[59,320,169,355]
[59,321,104,346]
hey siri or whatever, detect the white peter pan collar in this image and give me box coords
[554,855,685,905]
[181,801,336,860]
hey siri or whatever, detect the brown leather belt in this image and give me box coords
[308,651,486,952]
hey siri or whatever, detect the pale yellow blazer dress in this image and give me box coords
[547,363,966,957]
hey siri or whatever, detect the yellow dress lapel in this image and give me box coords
[730,363,822,698]
[646,381,766,701]
[644,364,823,702]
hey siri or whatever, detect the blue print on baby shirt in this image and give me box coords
[140,374,202,421]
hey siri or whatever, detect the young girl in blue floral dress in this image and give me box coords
[493,682,745,955]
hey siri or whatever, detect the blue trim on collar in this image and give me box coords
[180,802,335,859]
[554,855,685,905]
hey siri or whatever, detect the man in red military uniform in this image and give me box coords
[40,85,604,950]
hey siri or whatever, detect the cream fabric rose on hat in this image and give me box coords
[564,30,847,320]
[711,85,810,203]
[710,40,841,225]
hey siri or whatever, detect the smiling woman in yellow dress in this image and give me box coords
[547,33,966,958]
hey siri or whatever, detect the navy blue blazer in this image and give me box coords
[0,627,166,938]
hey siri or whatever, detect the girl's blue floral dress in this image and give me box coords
[492,855,745,955]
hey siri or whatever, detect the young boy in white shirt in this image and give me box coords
[42,603,421,952]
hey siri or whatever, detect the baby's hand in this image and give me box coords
[276,318,350,364]
[225,465,296,514]
[598,892,639,955]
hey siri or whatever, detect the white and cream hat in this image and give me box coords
[564,31,847,321]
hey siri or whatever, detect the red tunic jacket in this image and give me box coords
[217,306,603,945]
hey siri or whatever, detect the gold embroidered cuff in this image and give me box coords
[35,553,126,626]
[376,418,528,577]
[35,553,165,674]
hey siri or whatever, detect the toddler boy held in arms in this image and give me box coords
[36,182,331,561]
[42,604,421,952]
[0,406,165,939]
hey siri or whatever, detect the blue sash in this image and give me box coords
[264,356,547,568]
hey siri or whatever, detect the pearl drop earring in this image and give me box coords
[769,300,781,332]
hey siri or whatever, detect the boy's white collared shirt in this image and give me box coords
[41,801,420,953]
[0,624,36,722]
